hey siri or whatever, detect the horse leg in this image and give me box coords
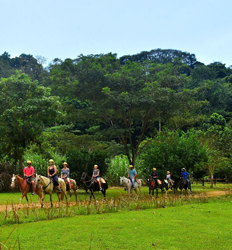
[50,193,53,208]
[156,188,158,198]
[19,192,25,209]
[25,194,29,207]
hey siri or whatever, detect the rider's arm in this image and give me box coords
[47,167,50,177]
[64,169,69,178]
[53,166,57,176]
[133,173,137,179]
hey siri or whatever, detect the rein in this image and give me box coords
[41,177,52,191]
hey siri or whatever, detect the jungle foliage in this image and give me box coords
[0,49,232,189]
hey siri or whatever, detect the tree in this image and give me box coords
[199,113,232,187]
[0,72,61,173]
[139,130,207,179]
[57,57,206,166]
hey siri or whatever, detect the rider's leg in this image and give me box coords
[187,179,190,187]
[98,179,102,189]
[132,178,135,188]
[67,178,71,190]
[54,176,61,192]
[31,180,35,195]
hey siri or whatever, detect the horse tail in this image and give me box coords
[104,180,108,190]
[141,179,145,185]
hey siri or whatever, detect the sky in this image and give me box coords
[1,0,232,66]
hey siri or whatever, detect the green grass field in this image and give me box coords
[0,196,232,250]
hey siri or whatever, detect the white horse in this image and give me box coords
[120,176,142,194]
[35,174,67,207]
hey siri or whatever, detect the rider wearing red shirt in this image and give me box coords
[23,160,35,195]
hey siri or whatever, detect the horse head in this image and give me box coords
[80,172,88,182]
[147,176,152,186]
[35,174,41,185]
[11,174,16,188]
[119,177,123,186]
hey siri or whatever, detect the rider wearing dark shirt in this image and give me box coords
[151,168,158,185]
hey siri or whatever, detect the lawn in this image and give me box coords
[0,196,232,250]
[1,183,231,205]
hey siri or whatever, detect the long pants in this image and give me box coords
[52,175,59,186]
[131,178,135,188]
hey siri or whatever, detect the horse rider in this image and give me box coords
[166,171,174,187]
[92,164,102,190]
[48,159,61,192]
[61,162,71,190]
[181,168,190,187]
[128,165,137,189]
[23,160,36,195]
[151,168,158,186]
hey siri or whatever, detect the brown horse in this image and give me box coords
[64,179,78,202]
[11,174,42,208]
[147,176,164,197]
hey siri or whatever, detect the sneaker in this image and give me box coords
[100,188,102,191]
[70,190,72,193]
[31,192,34,196]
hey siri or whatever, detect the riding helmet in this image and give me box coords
[49,159,54,163]
[153,168,156,171]
[167,171,170,174]
[27,160,31,164]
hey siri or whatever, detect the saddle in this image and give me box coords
[64,179,74,191]
[151,179,162,187]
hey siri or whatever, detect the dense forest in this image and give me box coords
[1,49,232,190]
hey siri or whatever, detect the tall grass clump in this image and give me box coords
[23,152,66,176]
[106,155,129,185]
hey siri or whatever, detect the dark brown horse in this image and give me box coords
[179,176,192,196]
[80,172,108,202]
[147,176,163,197]
[11,174,42,208]
[163,179,178,194]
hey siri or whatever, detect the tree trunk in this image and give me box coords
[19,148,23,175]
[159,120,161,133]
[210,174,214,188]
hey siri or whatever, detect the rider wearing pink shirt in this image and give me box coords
[23,160,35,195]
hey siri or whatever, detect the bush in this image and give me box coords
[66,149,109,185]
[23,152,66,176]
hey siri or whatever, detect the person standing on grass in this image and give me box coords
[128,165,137,189]
[48,159,61,192]
[181,168,190,187]
[23,160,35,195]
[92,164,102,190]
[61,162,71,190]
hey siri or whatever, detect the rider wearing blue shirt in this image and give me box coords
[181,168,190,187]
[128,165,137,189]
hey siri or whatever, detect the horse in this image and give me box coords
[147,176,163,197]
[80,172,108,202]
[179,176,192,196]
[163,178,178,194]
[119,176,142,195]
[35,174,67,207]
[63,178,78,202]
[11,174,42,208]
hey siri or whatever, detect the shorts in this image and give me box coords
[28,177,34,182]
